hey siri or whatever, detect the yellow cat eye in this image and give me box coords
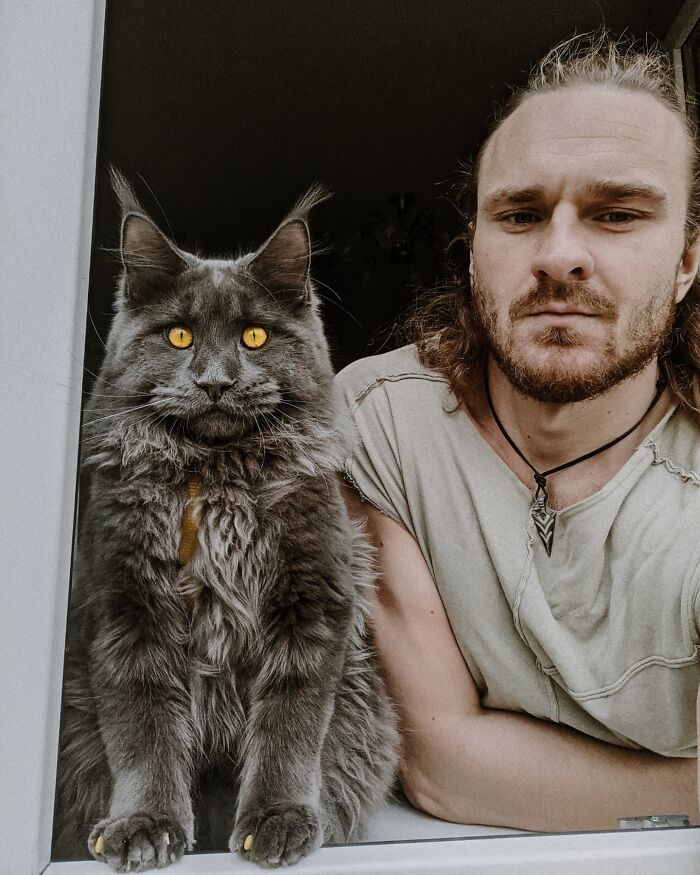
[167,326,194,349]
[241,326,269,349]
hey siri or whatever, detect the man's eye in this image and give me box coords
[501,211,540,226]
[598,210,639,224]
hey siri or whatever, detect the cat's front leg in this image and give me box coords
[88,589,195,871]
[230,550,352,867]
[231,685,336,868]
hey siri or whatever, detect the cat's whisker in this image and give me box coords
[279,399,311,412]
[80,411,166,446]
[88,385,151,396]
[87,307,109,352]
[308,242,331,259]
[367,322,400,356]
[261,409,321,476]
[83,399,170,429]
[135,171,177,240]
[150,389,184,400]
[72,353,153,395]
[244,254,362,326]
[267,411,298,436]
[97,302,157,314]
[243,274,287,313]
[313,291,364,327]
[85,395,148,414]
[88,394,152,402]
[308,275,342,302]
[1,359,77,391]
[86,398,170,423]
[250,417,268,478]
[258,410,284,441]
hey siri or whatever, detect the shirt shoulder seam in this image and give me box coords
[352,372,448,407]
[341,463,404,528]
[643,437,700,486]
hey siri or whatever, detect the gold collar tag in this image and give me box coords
[178,476,201,565]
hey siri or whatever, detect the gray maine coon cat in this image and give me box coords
[54,172,398,870]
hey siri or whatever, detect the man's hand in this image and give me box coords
[343,485,700,831]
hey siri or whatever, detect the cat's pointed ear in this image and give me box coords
[120,214,189,304]
[247,219,311,310]
[247,184,330,312]
[110,168,190,305]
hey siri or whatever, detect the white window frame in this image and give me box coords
[666,0,700,104]
[3,1,700,873]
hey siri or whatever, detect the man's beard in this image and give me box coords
[471,275,676,403]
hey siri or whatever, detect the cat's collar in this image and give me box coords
[178,475,201,565]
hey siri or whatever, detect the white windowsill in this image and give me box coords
[45,800,700,874]
[44,829,700,875]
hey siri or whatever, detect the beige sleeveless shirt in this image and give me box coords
[335,344,700,756]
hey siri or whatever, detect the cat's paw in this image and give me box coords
[231,803,321,868]
[88,812,187,871]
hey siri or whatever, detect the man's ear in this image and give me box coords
[675,238,700,303]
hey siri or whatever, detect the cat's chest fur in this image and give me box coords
[179,477,277,665]
[106,466,281,666]
[91,464,289,761]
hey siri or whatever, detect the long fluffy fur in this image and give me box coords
[54,176,398,869]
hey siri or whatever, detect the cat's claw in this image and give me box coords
[88,813,186,871]
[231,803,321,868]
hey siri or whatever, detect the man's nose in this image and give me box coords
[531,212,594,283]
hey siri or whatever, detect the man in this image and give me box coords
[336,33,700,831]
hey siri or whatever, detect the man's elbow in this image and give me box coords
[399,758,461,823]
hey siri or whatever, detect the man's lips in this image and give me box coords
[526,308,598,324]
[529,305,596,316]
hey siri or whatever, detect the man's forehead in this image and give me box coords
[478,85,691,202]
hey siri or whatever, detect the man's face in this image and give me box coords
[470,85,699,403]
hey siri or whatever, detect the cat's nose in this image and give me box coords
[195,380,234,404]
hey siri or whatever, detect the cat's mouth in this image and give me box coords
[189,407,241,439]
[185,405,273,444]
[161,396,283,445]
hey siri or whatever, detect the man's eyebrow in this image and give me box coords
[584,180,668,203]
[481,181,668,212]
[481,187,544,210]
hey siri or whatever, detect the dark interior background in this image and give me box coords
[86,0,686,382]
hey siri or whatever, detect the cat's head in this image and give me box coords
[98,170,333,446]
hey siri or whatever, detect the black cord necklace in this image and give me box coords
[484,373,667,556]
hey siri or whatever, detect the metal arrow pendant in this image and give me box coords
[484,370,666,561]
[531,496,556,556]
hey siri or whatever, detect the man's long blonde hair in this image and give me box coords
[407,32,700,417]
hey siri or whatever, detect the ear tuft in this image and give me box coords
[247,185,329,311]
[111,169,189,304]
[109,167,146,219]
[120,214,188,304]
[247,219,311,310]
[288,183,331,222]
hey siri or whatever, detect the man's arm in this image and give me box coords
[343,486,699,832]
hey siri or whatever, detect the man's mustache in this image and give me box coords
[508,281,618,322]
